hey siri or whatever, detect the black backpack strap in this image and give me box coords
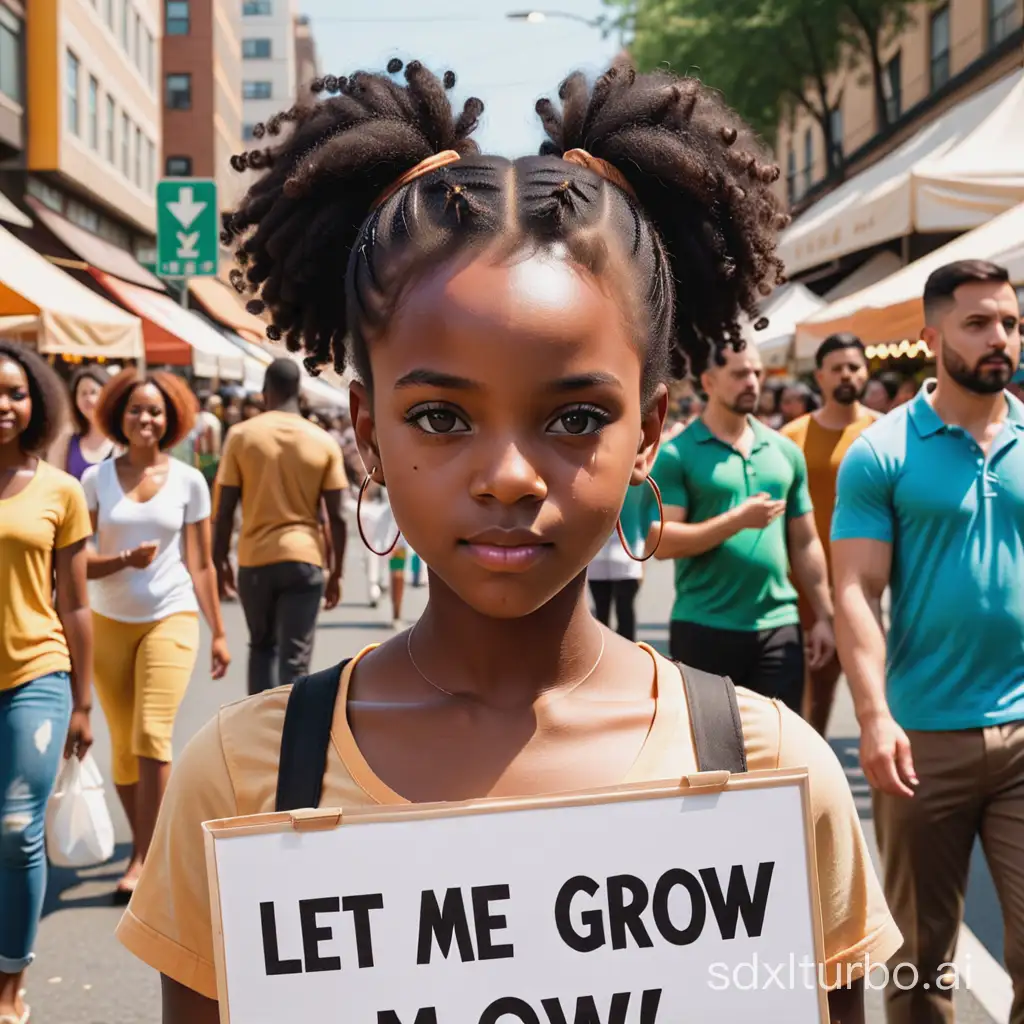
[678,663,748,774]
[275,660,350,812]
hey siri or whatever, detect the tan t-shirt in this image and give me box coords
[117,644,901,1000]
[216,411,347,568]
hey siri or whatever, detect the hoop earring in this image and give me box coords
[617,476,664,562]
[357,473,401,557]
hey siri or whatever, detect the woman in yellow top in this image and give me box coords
[0,342,93,1024]
[117,60,901,1023]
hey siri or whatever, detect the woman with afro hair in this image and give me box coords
[115,58,899,1023]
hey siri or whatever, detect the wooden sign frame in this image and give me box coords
[203,767,828,1024]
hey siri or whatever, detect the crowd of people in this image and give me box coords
[0,54,1021,1024]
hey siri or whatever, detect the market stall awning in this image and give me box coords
[0,226,143,358]
[189,276,268,345]
[779,70,1023,277]
[26,198,165,290]
[823,252,904,302]
[740,283,825,369]
[0,190,30,228]
[794,200,1024,357]
[92,270,245,380]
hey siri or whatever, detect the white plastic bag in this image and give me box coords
[45,754,116,868]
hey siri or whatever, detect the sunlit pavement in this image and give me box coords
[31,550,1004,1022]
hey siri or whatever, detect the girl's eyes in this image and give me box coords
[547,405,610,436]
[406,403,610,437]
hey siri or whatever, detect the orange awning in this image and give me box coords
[189,276,269,345]
[92,270,244,379]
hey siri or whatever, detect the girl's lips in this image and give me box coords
[460,542,551,573]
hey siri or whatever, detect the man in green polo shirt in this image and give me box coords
[650,344,835,711]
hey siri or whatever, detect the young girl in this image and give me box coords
[0,342,93,1024]
[83,369,230,900]
[48,366,117,482]
[117,60,899,1023]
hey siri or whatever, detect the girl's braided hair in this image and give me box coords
[223,58,787,393]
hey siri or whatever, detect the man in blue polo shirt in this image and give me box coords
[833,260,1024,1024]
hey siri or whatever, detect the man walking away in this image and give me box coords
[214,359,347,695]
[651,344,834,712]
[833,260,1024,1024]
[782,333,878,734]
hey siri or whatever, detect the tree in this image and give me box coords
[611,0,847,174]
[610,0,929,178]
[840,0,932,132]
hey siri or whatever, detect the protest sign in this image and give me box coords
[204,769,827,1024]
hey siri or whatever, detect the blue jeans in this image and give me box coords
[0,672,71,973]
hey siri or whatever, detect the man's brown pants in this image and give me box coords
[873,722,1024,1024]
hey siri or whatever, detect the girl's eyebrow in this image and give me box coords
[393,369,623,393]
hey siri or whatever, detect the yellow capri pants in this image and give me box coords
[92,612,200,785]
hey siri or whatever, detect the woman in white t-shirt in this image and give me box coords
[82,370,230,900]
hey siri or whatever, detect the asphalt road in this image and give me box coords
[29,552,1006,1023]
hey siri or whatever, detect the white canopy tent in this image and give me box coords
[794,200,1024,357]
[741,283,826,369]
[779,71,1024,277]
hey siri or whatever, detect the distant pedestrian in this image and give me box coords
[213,359,348,694]
[779,380,818,424]
[781,332,878,734]
[833,260,1024,1024]
[84,369,229,899]
[862,374,897,415]
[891,375,919,407]
[652,344,835,712]
[49,365,116,480]
[0,342,93,1024]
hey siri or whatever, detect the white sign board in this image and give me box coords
[205,771,827,1024]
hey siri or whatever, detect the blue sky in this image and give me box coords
[295,0,623,156]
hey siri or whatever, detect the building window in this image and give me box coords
[134,125,142,185]
[165,72,192,109]
[930,6,950,91]
[802,127,813,192]
[990,0,1022,45]
[786,148,797,204]
[166,0,189,35]
[146,29,155,87]
[88,76,99,149]
[883,51,902,122]
[133,10,141,67]
[146,138,155,190]
[105,95,116,162]
[121,112,130,176]
[121,0,129,49]
[828,106,843,164]
[66,50,80,135]
[242,123,257,140]
[243,0,272,12]
[243,80,272,100]
[243,38,272,58]
[165,155,192,176]
[0,8,20,104]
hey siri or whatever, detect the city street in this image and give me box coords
[30,548,1009,1023]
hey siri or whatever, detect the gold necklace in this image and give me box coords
[406,621,606,701]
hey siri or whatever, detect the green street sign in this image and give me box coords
[156,178,218,278]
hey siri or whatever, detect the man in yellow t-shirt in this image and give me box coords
[782,333,878,734]
[213,360,348,695]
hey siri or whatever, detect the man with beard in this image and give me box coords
[782,333,878,734]
[651,344,834,711]
[833,260,1024,1024]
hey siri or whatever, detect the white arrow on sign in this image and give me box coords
[167,186,207,229]
[176,231,200,258]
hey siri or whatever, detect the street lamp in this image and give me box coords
[506,9,603,28]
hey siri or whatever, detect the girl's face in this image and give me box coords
[351,251,666,620]
[0,358,31,448]
[75,375,103,424]
[123,382,167,449]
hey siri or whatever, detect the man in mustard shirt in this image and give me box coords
[213,360,348,694]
